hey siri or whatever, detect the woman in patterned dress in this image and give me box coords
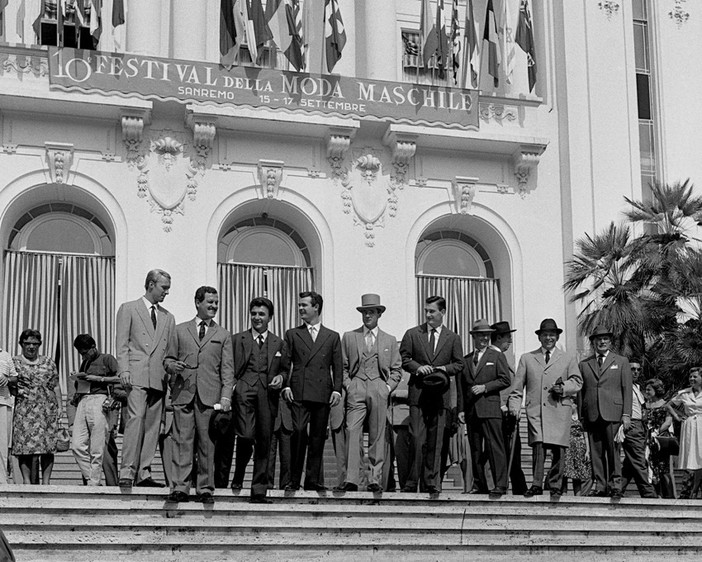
[11,329,62,484]
[561,403,591,495]
[644,378,675,498]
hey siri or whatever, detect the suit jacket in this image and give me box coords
[508,347,582,447]
[116,298,175,391]
[232,329,289,386]
[400,323,464,408]
[458,347,511,419]
[387,370,410,426]
[342,327,402,391]
[579,351,632,424]
[284,324,343,404]
[163,319,235,407]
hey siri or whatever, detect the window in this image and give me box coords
[416,231,494,278]
[37,0,97,50]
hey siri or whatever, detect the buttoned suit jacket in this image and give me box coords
[342,327,403,392]
[400,323,463,409]
[458,347,511,419]
[232,329,289,387]
[579,351,633,424]
[508,347,582,447]
[164,320,234,407]
[116,298,175,391]
[284,324,342,404]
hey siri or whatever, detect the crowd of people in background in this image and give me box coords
[1,268,701,503]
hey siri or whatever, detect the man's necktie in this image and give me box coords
[150,305,157,329]
[429,328,436,354]
[257,335,264,348]
[473,351,480,366]
[198,321,206,341]
[309,326,317,342]
[545,350,550,364]
[365,331,373,352]
[597,354,604,369]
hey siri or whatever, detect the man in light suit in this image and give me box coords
[458,319,511,497]
[579,326,633,498]
[117,269,176,488]
[230,297,289,503]
[282,291,342,491]
[339,294,402,492]
[163,286,234,503]
[509,319,582,498]
[400,295,463,494]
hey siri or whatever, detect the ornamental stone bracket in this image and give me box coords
[45,142,74,185]
[451,177,479,214]
[326,127,355,181]
[121,112,147,167]
[382,130,417,187]
[512,143,546,198]
[257,160,285,199]
[186,112,217,172]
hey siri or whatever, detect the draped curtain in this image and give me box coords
[218,263,314,337]
[416,274,502,354]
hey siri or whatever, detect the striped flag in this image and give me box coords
[483,0,501,87]
[88,0,102,46]
[112,0,124,27]
[450,0,460,84]
[74,0,86,46]
[220,0,245,69]
[515,0,537,92]
[500,0,515,85]
[461,0,480,88]
[324,0,346,72]
[419,0,436,68]
[245,0,272,64]
[435,0,449,78]
[266,0,304,71]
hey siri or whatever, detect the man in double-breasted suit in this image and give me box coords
[509,319,582,498]
[117,269,176,488]
[458,319,511,497]
[579,326,633,498]
[230,297,289,503]
[163,286,234,503]
[340,294,402,492]
[400,295,463,494]
[282,291,342,491]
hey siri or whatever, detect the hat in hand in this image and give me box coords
[421,370,450,393]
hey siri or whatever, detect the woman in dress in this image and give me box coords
[644,378,675,498]
[11,329,62,484]
[561,403,591,496]
[667,367,702,499]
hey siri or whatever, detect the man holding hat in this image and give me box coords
[400,296,463,494]
[509,319,582,498]
[339,294,403,492]
[579,326,633,498]
[458,319,511,497]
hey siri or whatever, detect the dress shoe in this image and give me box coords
[136,477,166,488]
[303,483,328,492]
[230,482,243,491]
[400,486,417,493]
[118,478,133,489]
[250,494,273,504]
[466,487,487,495]
[426,486,440,495]
[489,487,507,498]
[524,486,543,497]
[367,483,382,493]
[198,492,215,504]
[610,488,623,499]
[336,482,358,492]
[586,489,609,498]
[284,483,300,491]
[167,491,189,503]
[550,490,562,499]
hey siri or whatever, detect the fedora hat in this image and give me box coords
[535,318,563,335]
[491,321,516,335]
[356,293,386,313]
[469,319,494,334]
[589,325,614,340]
[420,370,450,393]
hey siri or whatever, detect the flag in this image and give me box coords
[500,0,515,85]
[265,0,286,50]
[17,0,26,41]
[245,0,272,64]
[461,0,479,88]
[266,0,304,71]
[419,0,436,69]
[324,0,346,72]
[89,0,102,46]
[450,0,460,84]
[74,0,86,46]
[220,0,245,69]
[435,0,449,78]
[515,0,537,92]
[112,0,124,27]
[483,0,501,87]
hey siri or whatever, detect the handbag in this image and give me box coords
[653,434,680,456]
[56,426,71,452]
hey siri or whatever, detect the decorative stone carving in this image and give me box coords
[0,53,48,78]
[479,103,518,123]
[307,167,321,178]
[2,144,18,154]
[187,114,216,171]
[512,144,545,198]
[258,160,284,199]
[452,177,479,214]
[101,152,117,162]
[496,184,509,194]
[383,130,417,187]
[45,142,74,184]
[670,0,690,27]
[598,1,620,19]
[414,177,428,187]
[326,128,354,180]
[121,115,145,167]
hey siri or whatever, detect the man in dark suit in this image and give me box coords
[267,396,294,490]
[400,295,463,494]
[382,370,412,492]
[579,326,633,498]
[339,294,403,492]
[282,291,342,491]
[116,269,176,488]
[163,286,234,503]
[458,319,511,497]
[230,297,289,503]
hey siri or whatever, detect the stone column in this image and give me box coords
[171,0,207,61]
[362,0,397,80]
[126,0,163,56]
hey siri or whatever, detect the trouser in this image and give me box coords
[382,423,412,492]
[502,412,528,494]
[621,419,657,497]
[268,424,293,489]
[71,395,110,486]
[120,386,164,482]
[531,442,565,491]
[468,416,508,491]
[0,404,11,485]
[587,418,622,493]
[290,400,329,488]
[171,395,215,495]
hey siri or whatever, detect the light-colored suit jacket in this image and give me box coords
[341,327,402,392]
[163,319,235,407]
[116,298,175,391]
[579,351,633,424]
[509,347,582,447]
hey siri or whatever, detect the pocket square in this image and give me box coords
[486,362,494,366]
[275,351,282,357]
[611,365,619,370]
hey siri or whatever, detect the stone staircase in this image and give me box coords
[1,485,702,561]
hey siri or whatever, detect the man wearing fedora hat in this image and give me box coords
[400,296,463,494]
[458,319,511,497]
[339,294,402,492]
[509,319,581,498]
[579,326,633,498]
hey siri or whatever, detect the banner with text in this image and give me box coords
[48,47,479,130]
